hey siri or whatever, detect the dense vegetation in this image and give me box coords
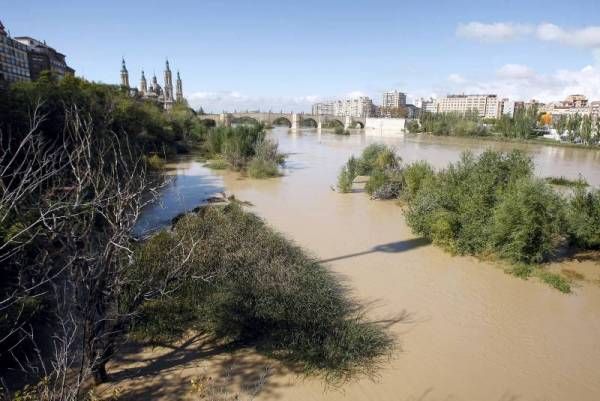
[0,74,208,398]
[130,203,395,381]
[1,74,392,399]
[337,146,600,292]
[203,125,285,178]
[414,108,600,145]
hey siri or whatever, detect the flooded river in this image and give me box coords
[132,129,600,401]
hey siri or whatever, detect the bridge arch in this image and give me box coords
[232,116,260,126]
[302,118,318,128]
[350,120,364,129]
[199,118,217,127]
[272,116,292,128]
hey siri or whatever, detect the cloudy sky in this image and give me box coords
[4,0,600,111]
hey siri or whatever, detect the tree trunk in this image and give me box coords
[92,362,109,385]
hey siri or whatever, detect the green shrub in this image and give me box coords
[248,158,280,178]
[205,158,229,170]
[337,166,355,193]
[146,154,166,170]
[566,186,600,248]
[356,144,399,175]
[536,270,571,293]
[401,161,435,201]
[365,169,387,195]
[131,204,395,380]
[491,179,565,264]
[545,176,588,187]
[334,126,349,135]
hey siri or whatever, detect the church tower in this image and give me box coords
[176,71,183,102]
[140,70,147,95]
[163,59,174,109]
[120,58,129,88]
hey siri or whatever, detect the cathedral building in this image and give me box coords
[120,58,184,110]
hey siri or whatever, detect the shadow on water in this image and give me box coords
[320,238,430,264]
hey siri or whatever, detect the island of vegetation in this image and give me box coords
[337,144,600,293]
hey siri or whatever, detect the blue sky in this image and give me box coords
[4,0,600,112]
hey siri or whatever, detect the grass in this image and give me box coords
[544,176,588,187]
[507,264,572,293]
[205,158,229,170]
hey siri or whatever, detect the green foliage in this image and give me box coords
[336,166,355,193]
[334,126,349,135]
[491,179,565,264]
[566,186,600,248]
[145,154,166,170]
[205,158,229,170]
[247,158,280,178]
[203,125,284,177]
[400,161,435,202]
[419,111,487,137]
[405,120,420,133]
[545,176,588,187]
[131,204,395,380]
[536,270,571,293]
[405,150,535,256]
[356,144,399,175]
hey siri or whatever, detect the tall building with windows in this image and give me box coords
[382,90,406,109]
[15,36,74,81]
[0,20,31,85]
[435,94,501,119]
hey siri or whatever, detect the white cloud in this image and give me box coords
[188,91,322,113]
[536,23,600,49]
[443,63,600,103]
[448,73,467,84]
[456,22,532,42]
[345,90,367,99]
[496,64,535,79]
[457,21,600,50]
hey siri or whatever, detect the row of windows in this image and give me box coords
[0,37,28,51]
[1,63,30,77]
[0,54,28,68]
[0,44,28,60]
[2,70,31,82]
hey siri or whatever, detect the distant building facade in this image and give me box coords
[381,90,406,109]
[419,98,437,113]
[15,36,74,80]
[120,58,184,110]
[312,96,375,118]
[435,94,501,119]
[0,20,31,85]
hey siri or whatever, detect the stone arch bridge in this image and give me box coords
[197,112,366,130]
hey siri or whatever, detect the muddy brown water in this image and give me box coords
[128,128,600,401]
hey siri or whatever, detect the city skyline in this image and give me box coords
[4,0,600,112]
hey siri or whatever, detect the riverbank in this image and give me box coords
[116,128,600,401]
[417,131,600,151]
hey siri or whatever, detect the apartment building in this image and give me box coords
[381,90,406,109]
[435,94,501,119]
[0,20,31,85]
[312,96,375,118]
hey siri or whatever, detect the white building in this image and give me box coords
[435,94,501,119]
[381,90,406,109]
[419,98,437,113]
[313,96,375,118]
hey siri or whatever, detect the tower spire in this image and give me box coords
[120,58,129,88]
[163,58,174,109]
[176,70,183,103]
[140,69,147,94]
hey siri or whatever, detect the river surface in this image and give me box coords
[133,128,600,401]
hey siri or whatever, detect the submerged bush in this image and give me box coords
[131,204,395,380]
[337,166,355,193]
[204,125,284,177]
[491,179,565,264]
[401,161,435,202]
[405,149,534,256]
[566,186,600,249]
